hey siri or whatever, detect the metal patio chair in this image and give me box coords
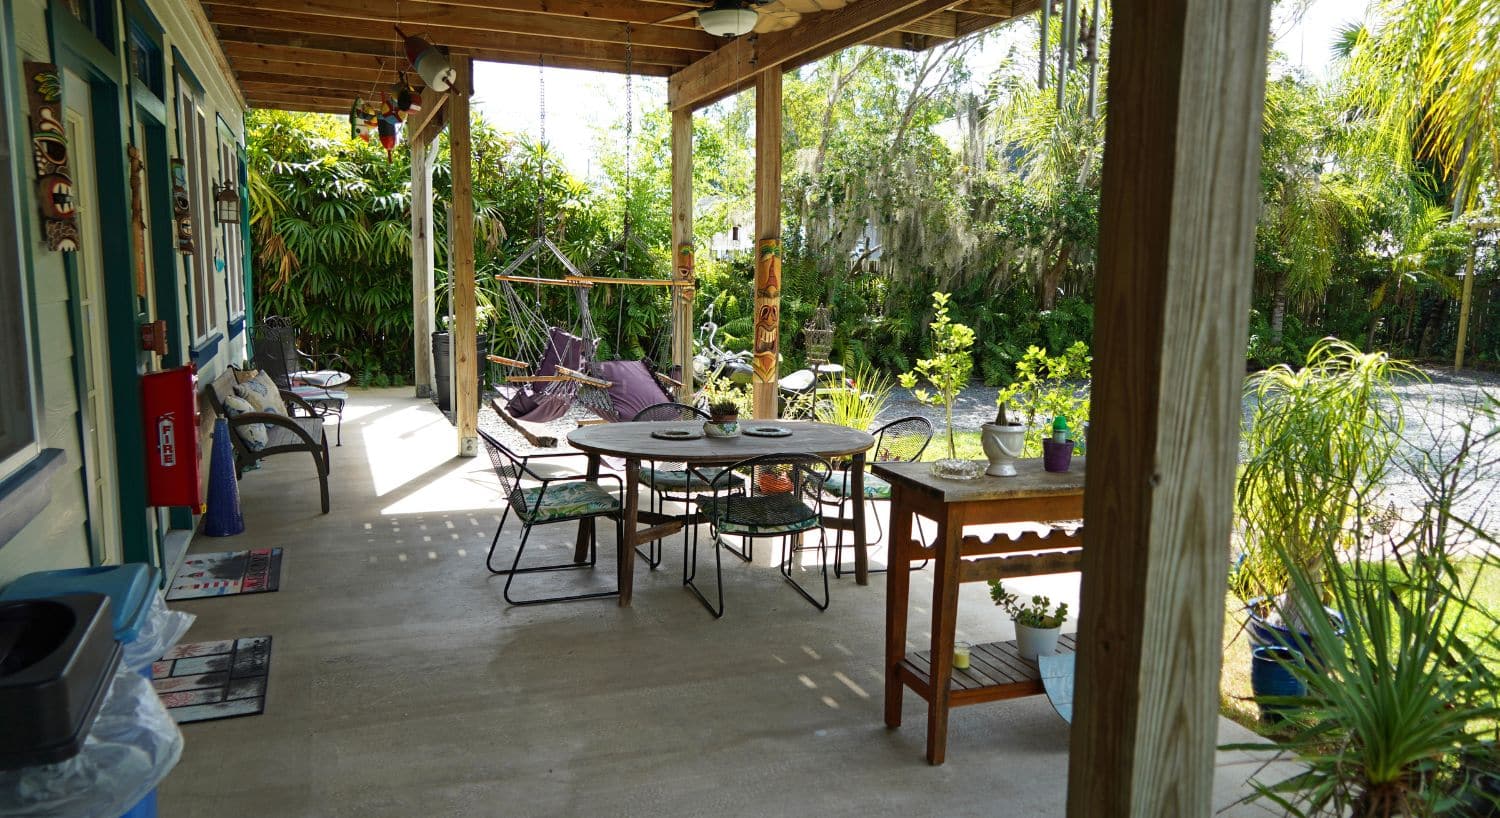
[252,316,351,445]
[814,415,933,577]
[480,428,624,606]
[631,402,715,571]
[689,453,833,618]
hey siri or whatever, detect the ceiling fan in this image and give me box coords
[658,0,843,38]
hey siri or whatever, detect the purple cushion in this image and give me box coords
[536,328,590,377]
[592,360,673,423]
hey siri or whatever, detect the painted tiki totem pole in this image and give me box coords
[24,63,78,252]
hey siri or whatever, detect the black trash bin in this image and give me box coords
[431,331,488,412]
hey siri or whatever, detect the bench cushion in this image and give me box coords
[821,472,892,500]
[265,416,327,449]
[511,481,620,523]
[701,493,820,536]
[221,395,268,451]
[235,371,288,416]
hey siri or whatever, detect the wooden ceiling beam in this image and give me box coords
[897,11,959,37]
[211,0,704,28]
[237,71,423,93]
[234,62,404,84]
[240,81,410,100]
[220,39,673,78]
[246,92,359,109]
[209,15,698,68]
[200,0,719,53]
[669,0,969,111]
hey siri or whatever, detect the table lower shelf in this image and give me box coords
[897,633,1077,706]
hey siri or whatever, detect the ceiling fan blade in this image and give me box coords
[655,9,703,24]
[754,10,801,32]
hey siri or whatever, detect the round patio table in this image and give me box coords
[567,420,877,606]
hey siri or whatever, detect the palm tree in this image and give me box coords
[1343,0,1500,217]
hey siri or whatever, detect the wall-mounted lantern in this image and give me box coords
[213,181,240,224]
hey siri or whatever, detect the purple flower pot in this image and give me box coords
[1042,438,1075,472]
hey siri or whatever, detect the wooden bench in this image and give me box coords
[206,370,332,513]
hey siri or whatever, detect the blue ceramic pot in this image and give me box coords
[1250,645,1306,723]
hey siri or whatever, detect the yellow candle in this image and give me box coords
[953,642,972,670]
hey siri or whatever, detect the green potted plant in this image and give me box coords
[1232,340,1413,653]
[899,291,979,479]
[988,584,1069,660]
[705,399,740,438]
[992,341,1092,457]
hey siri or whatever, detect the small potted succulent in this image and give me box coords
[704,399,740,438]
[989,584,1069,661]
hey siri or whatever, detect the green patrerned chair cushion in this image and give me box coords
[643,466,725,492]
[512,481,620,523]
[701,493,819,536]
[822,471,892,500]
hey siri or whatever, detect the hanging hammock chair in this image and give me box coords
[486,45,680,440]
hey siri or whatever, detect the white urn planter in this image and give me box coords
[980,423,1027,477]
[1015,623,1062,661]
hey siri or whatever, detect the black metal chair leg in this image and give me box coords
[832,500,930,578]
[636,489,664,570]
[780,532,829,611]
[721,533,754,563]
[683,519,725,618]
[501,518,621,606]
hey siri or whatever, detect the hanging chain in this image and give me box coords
[623,27,634,248]
[535,56,547,238]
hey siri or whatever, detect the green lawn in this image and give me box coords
[919,430,985,462]
[1220,557,1500,733]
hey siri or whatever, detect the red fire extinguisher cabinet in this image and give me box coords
[141,365,204,511]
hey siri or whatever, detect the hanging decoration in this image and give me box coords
[128,145,148,295]
[348,98,379,143]
[396,27,455,93]
[23,62,78,252]
[377,93,402,160]
[171,159,195,255]
[391,72,420,117]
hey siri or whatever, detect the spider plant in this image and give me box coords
[814,361,895,431]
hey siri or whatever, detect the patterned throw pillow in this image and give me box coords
[222,394,268,451]
[234,372,288,416]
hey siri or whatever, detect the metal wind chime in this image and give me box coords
[1038,0,1103,118]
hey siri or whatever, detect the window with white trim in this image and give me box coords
[0,41,41,480]
[177,80,216,341]
[218,131,243,319]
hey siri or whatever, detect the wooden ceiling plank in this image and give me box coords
[670,0,968,111]
[222,40,673,78]
[200,0,719,53]
[209,14,698,68]
[897,11,959,37]
[238,71,424,92]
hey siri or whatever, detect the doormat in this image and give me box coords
[151,637,272,724]
[166,548,281,600]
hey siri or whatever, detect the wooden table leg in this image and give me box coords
[574,453,601,563]
[884,486,914,729]
[851,452,869,585]
[618,457,640,607]
[925,511,962,765]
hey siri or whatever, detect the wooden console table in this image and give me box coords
[873,457,1086,765]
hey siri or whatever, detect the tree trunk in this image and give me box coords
[1041,243,1072,310]
[1269,273,1287,345]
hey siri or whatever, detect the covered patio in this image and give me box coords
[194,0,1275,812]
[159,390,1279,816]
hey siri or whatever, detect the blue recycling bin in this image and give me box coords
[0,564,164,818]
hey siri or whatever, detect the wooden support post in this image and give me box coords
[411,137,436,398]
[450,57,479,457]
[752,70,783,420]
[671,107,696,403]
[1065,1,1271,816]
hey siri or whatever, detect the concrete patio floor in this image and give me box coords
[158,389,1281,817]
